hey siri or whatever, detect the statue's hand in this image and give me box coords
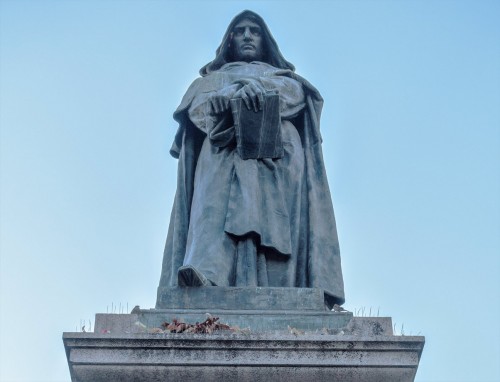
[209,93,230,114]
[233,81,265,112]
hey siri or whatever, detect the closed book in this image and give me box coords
[230,92,283,160]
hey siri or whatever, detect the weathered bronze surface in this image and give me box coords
[157,10,344,308]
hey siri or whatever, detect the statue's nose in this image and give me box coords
[243,28,251,39]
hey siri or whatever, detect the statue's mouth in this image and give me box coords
[242,44,255,50]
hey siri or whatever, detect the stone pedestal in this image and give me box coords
[63,288,425,381]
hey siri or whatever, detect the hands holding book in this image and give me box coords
[233,79,266,112]
[209,79,267,115]
[209,92,231,114]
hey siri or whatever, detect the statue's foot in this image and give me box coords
[178,265,214,287]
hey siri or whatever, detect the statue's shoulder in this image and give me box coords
[188,70,231,93]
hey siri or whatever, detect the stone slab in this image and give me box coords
[156,286,327,310]
[94,309,357,333]
[65,287,424,381]
[63,330,425,382]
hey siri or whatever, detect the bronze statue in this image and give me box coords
[157,10,345,308]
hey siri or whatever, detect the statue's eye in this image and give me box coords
[250,28,261,36]
[234,28,244,36]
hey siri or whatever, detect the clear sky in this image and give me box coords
[1,1,499,381]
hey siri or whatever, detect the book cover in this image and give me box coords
[230,92,283,160]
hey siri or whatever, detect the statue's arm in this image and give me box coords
[232,75,306,119]
[187,83,240,134]
[259,76,306,118]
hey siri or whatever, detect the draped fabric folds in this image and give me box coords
[157,62,344,308]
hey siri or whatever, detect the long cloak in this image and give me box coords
[157,64,345,308]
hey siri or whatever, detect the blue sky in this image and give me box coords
[1,1,499,381]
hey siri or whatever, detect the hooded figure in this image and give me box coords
[157,10,345,308]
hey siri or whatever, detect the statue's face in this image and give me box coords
[231,19,264,62]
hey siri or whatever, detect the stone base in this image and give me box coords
[64,329,424,382]
[63,288,425,381]
[156,286,329,310]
